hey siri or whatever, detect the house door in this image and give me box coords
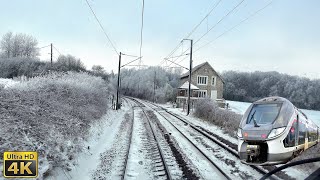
[211,90,217,100]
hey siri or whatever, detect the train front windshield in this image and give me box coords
[246,103,282,125]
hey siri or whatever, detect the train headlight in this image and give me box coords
[268,127,286,139]
[237,129,242,138]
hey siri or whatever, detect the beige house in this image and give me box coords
[176,62,225,106]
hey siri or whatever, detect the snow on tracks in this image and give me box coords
[125,98,183,179]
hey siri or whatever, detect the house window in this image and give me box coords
[197,76,208,85]
[196,90,207,97]
[212,76,216,86]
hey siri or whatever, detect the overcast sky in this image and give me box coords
[1,0,319,79]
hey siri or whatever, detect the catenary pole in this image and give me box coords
[50,43,53,66]
[116,52,122,110]
[187,39,193,115]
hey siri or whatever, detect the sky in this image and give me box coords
[1,0,320,79]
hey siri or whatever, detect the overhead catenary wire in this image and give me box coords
[121,56,143,68]
[84,0,119,56]
[53,45,62,56]
[194,1,273,53]
[38,45,51,49]
[193,0,245,45]
[122,53,140,58]
[165,53,189,59]
[167,0,245,68]
[185,0,223,39]
[162,0,223,63]
[165,0,222,58]
[175,0,273,65]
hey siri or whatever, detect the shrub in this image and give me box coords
[0,72,109,177]
[194,98,242,137]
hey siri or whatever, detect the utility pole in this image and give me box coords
[153,70,156,103]
[50,43,53,66]
[116,52,122,110]
[186,39,193,115]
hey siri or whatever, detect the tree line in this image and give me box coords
[0,31,109,81]
[222,71,320,110]
[112,67,182,103]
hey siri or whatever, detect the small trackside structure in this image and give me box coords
[176,61,225,108]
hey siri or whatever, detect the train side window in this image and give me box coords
[284,119,297,147]
[298,122,306,145]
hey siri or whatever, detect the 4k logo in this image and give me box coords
[3,152,38,178]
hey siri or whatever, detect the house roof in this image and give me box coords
[178,81,200,90]
[180,61,225,83]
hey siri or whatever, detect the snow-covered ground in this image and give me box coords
[227,100,320,127]
[47,100,132,180]
[157,101,310,179]
[157,111,262,179]
[158,103,238,145]
[0,78,18,88]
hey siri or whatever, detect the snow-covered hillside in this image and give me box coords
[227,100,320,127]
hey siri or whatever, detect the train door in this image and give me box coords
[284,115,298,148]
[304,122,308,150]
[294,115,299,147]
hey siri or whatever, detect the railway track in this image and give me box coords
[138,98,283,180]
[121,99,134,180]
[132,98,232,180]
[126,98,173,180]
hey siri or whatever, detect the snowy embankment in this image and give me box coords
[49,101,132,180]
[0,72,109,179]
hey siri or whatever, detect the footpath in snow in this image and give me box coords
[48,100,132,180]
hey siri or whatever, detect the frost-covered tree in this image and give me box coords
[113,66,181,103]
[55,55,86,72]
[222,70,320,110]
[0,32,39,58]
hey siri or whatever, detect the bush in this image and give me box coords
[0,72,109,176]
[194,98,242,137]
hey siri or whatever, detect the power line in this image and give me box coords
[194,1,273,53]
[122,53,140,58]
[165,53,189,59]
[84,0,119,55]
[167,0,246,67]
[121,56,143,68]
[139,0,145,67]
[38,45,51,49]
[194,0,245,45]
[176,0,273,65]
[53,45,62,56]
[163,0,223,62]
[185,0,223,39]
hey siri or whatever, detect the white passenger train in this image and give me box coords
[237,97,320,165]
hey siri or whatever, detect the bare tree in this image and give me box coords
[0,31,13,58]
[0,32,39,58]
[92,65,105,74]
[56,54,86,72]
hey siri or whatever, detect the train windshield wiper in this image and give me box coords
[248,110,260,127]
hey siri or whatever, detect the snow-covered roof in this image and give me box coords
[178,81,199,90]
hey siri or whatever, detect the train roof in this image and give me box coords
[254,96,292,104]
[240,96,295,129]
